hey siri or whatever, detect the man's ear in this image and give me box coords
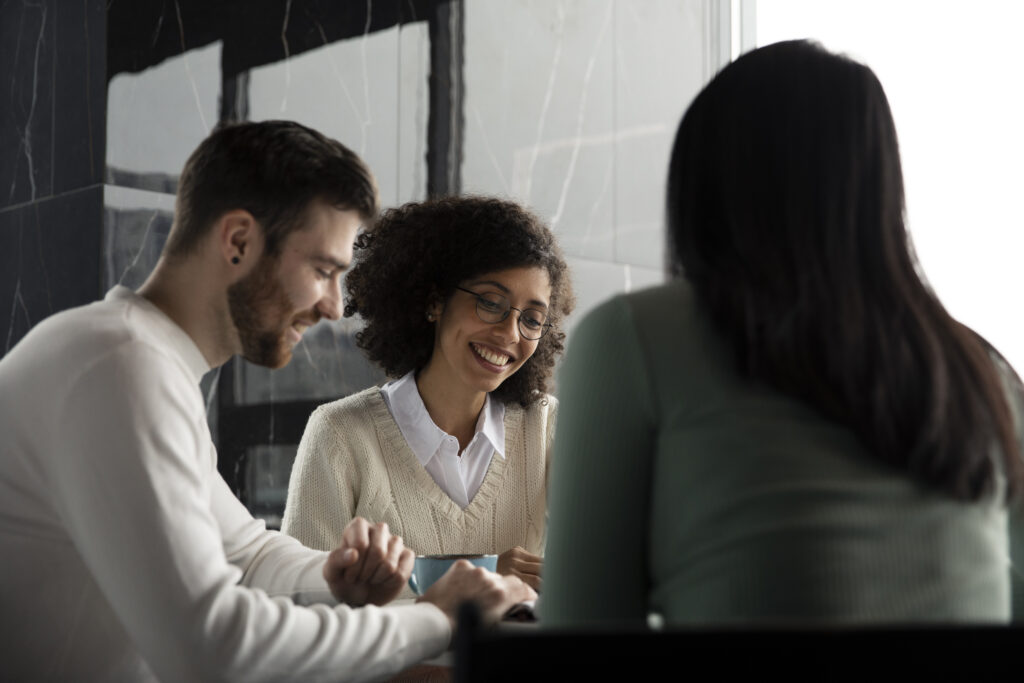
[216,209,263,269]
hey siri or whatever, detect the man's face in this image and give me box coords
[227,202,362,368]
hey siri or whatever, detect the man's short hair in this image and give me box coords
[165,120,379,259]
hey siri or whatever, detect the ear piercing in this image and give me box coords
[426,313,436,322]
[231,256,240,264]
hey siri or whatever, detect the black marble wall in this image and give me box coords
[1,0,107,353]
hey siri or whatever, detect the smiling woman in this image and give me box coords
[281,196,575,592]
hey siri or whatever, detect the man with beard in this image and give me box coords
[0,121,533,682]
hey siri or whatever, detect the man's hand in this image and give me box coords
[323,518,413,607]
[415,560,537,629]
[497,546,543,592]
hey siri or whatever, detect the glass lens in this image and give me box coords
[518,309,549,340]
[475,292,509,322]
[519,309,547,331]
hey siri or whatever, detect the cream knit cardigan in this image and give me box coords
[282,387,556,562]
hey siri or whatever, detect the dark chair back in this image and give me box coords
[454,603,1019,682]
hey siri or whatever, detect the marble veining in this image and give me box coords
[520,2,566,204]
[403,22,429,202]
[5,279,29,354]
[358,0,375,155]
[297,337,321,374]
[279,0,292,112]
[9,0,47,204]
[584,154,614,250]
[174,0,211,132]
[549,0,613,230]
[117,210,159,285]
[314,21,367,155]
[470,104,509,194]
[83,0,96,181]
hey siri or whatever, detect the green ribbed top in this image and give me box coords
[543,280,1023,627]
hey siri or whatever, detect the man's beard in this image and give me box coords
[227,255,307,369]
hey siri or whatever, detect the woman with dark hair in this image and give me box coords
[543,40,1024,625]
[282,196,575,591]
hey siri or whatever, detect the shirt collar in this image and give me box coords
[105,285,212,384]
[381,370,505,466]
[477,393,506,459]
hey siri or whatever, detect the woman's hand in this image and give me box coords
[497,546,543,592]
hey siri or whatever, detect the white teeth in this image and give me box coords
[472,343,510,366]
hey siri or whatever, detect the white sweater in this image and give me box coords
[282,387,556,565]
[0,287,449,682]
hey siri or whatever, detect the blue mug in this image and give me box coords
[407,554,498,595]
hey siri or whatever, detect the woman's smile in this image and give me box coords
[470,342,512,369]
[420,266,551,401]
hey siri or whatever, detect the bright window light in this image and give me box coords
[754,0,1024,372]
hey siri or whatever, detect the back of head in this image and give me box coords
[668,40,1022,501]
[166,120,380,259]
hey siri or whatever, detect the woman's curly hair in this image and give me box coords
[344,195,575,406]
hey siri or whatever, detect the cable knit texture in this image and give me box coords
[283,388,555,568]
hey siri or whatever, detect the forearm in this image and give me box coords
[53,354,446,681]
[217,487,335,604]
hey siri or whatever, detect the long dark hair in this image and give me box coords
[667,40,1022,501]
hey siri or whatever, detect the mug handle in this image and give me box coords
[408,573,420,595]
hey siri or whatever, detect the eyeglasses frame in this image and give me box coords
[453,286,553,340]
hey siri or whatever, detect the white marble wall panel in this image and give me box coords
[629,262,669,294]
[106,43,221,180]
[464,0,708,329]
[397,23,431,206]
[463,0,616,261]
[248,28,404,208]
[614,0,704,270]
[563,256,625,335]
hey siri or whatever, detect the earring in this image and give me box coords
[426,312,435,322]
[231,256,240,265]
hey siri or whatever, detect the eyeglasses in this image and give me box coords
[455,286,552,340]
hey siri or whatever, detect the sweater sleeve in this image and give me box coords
[541,295,657,627]
[282,404,358,552]
[50,345,448,682]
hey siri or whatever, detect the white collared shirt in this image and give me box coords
[380,371,505,509]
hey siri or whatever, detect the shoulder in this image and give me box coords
[506,394,557,422]
[569,281,714,375]
[302,386,398,454]
[577,281,695,338]
[310,386,387,424]
[34,301,198,404]
[4,298,154,377]
[505,395,558,454]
